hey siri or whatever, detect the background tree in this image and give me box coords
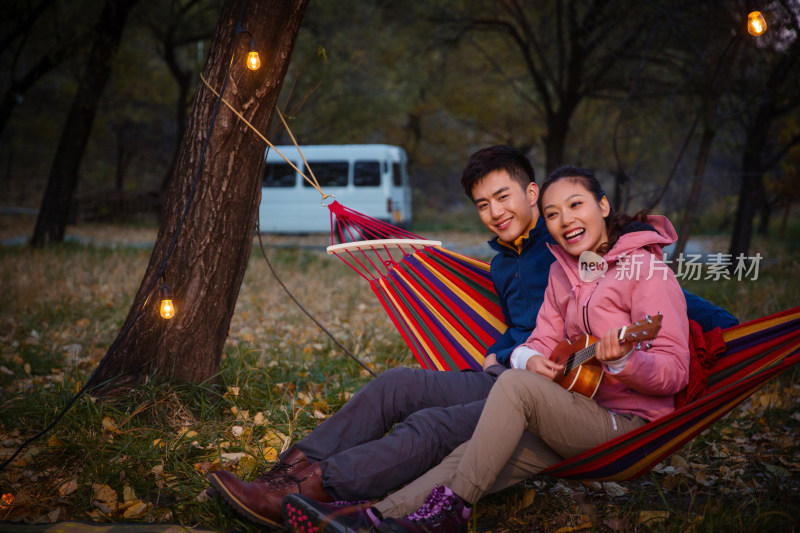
[30,0,140,246]
[89,0,309,393]
[138,0,217,192]
[668,1,746,257]
[2,0,797,262]
[728,0,800,259]
[419,0,667,172]
[0,0,86,140]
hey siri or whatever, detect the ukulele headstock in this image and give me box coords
[618,312,663,350]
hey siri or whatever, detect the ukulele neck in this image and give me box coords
[565,340,597,373]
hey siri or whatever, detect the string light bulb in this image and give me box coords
[159,285,175,319]
[246,38,261,70]
[747,11,767,36]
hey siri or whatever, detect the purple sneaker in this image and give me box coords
[378,485,470,532]
[283,494,383,532]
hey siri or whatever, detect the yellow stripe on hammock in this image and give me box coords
[620,383,764,481]
[433,246,492,272]
[393,268,487,366]
[415,252,508,334]
[604,341,800,481]
[378,277,446,371]
[722,309,800,343]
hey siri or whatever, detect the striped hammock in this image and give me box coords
[325,201,800,481]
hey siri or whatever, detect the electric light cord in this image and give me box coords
[0,0,249,474]
[254,203,377,378]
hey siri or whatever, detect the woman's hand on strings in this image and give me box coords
[526,355,564,380]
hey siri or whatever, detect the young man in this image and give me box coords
[208,147,737,528]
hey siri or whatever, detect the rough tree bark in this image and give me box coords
[30,0,139,247]
[89,0,309,393]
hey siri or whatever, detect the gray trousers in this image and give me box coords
[375,369,648,517]
[288,365,506,500]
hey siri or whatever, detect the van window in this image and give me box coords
[264,163,296,187]
[392,163,403,186]
[303,161,348,187]
[354,161,381,187]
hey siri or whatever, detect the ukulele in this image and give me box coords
[551,313,663,398]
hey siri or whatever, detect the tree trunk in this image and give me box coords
[0,41,77,141]
[542,117,567,174]
[30,0,139,247]
[673,127,716,258]
[160,38,194,194]
[758,196,771,236]
[729,93,774,260]
[542,104,576,174]
[89,0,309,393]
[779,201,791,239]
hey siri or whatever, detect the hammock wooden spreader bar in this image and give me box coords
[324,203,800,482]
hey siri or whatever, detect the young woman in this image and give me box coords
[378,166,691,532]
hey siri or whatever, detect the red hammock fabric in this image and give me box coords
[324,202,800,481]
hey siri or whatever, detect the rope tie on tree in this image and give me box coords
[199,73,376,376]
[199,74,332,202]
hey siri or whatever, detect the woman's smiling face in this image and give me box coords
[541,178,611,257]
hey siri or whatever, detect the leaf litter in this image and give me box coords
[1,228,799,530]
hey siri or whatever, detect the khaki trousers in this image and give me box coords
[375,369,647,518]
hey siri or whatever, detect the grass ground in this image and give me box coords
[1,215,799,532]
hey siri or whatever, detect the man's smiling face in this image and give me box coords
[471,169,539,243]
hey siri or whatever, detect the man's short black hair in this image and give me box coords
[460,145,535,200]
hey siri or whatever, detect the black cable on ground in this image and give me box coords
[254,210,377,379]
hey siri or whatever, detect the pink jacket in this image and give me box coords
[521,215,690,421]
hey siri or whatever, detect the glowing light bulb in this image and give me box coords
[747,11,767,36]
[246,37,261,70]
[247,51,261,70]
[159,285,175,319]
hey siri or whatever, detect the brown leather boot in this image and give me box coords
[257,447,311,482]
[208,462,332,526]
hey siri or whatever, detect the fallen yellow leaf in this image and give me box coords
[262,447,278,461]
[555,520,592,533]
[239,455,257,475]
[91,484,117,506]
[178,427,198,440]
[522,487,536,508]
[670,454,689,470]
[101,417,119,433]
[638,510,670,525]
[122,484,136,502]
[58,478,79,497]
[122,501,151,518]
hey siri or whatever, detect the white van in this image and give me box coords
[258,144,412,233]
